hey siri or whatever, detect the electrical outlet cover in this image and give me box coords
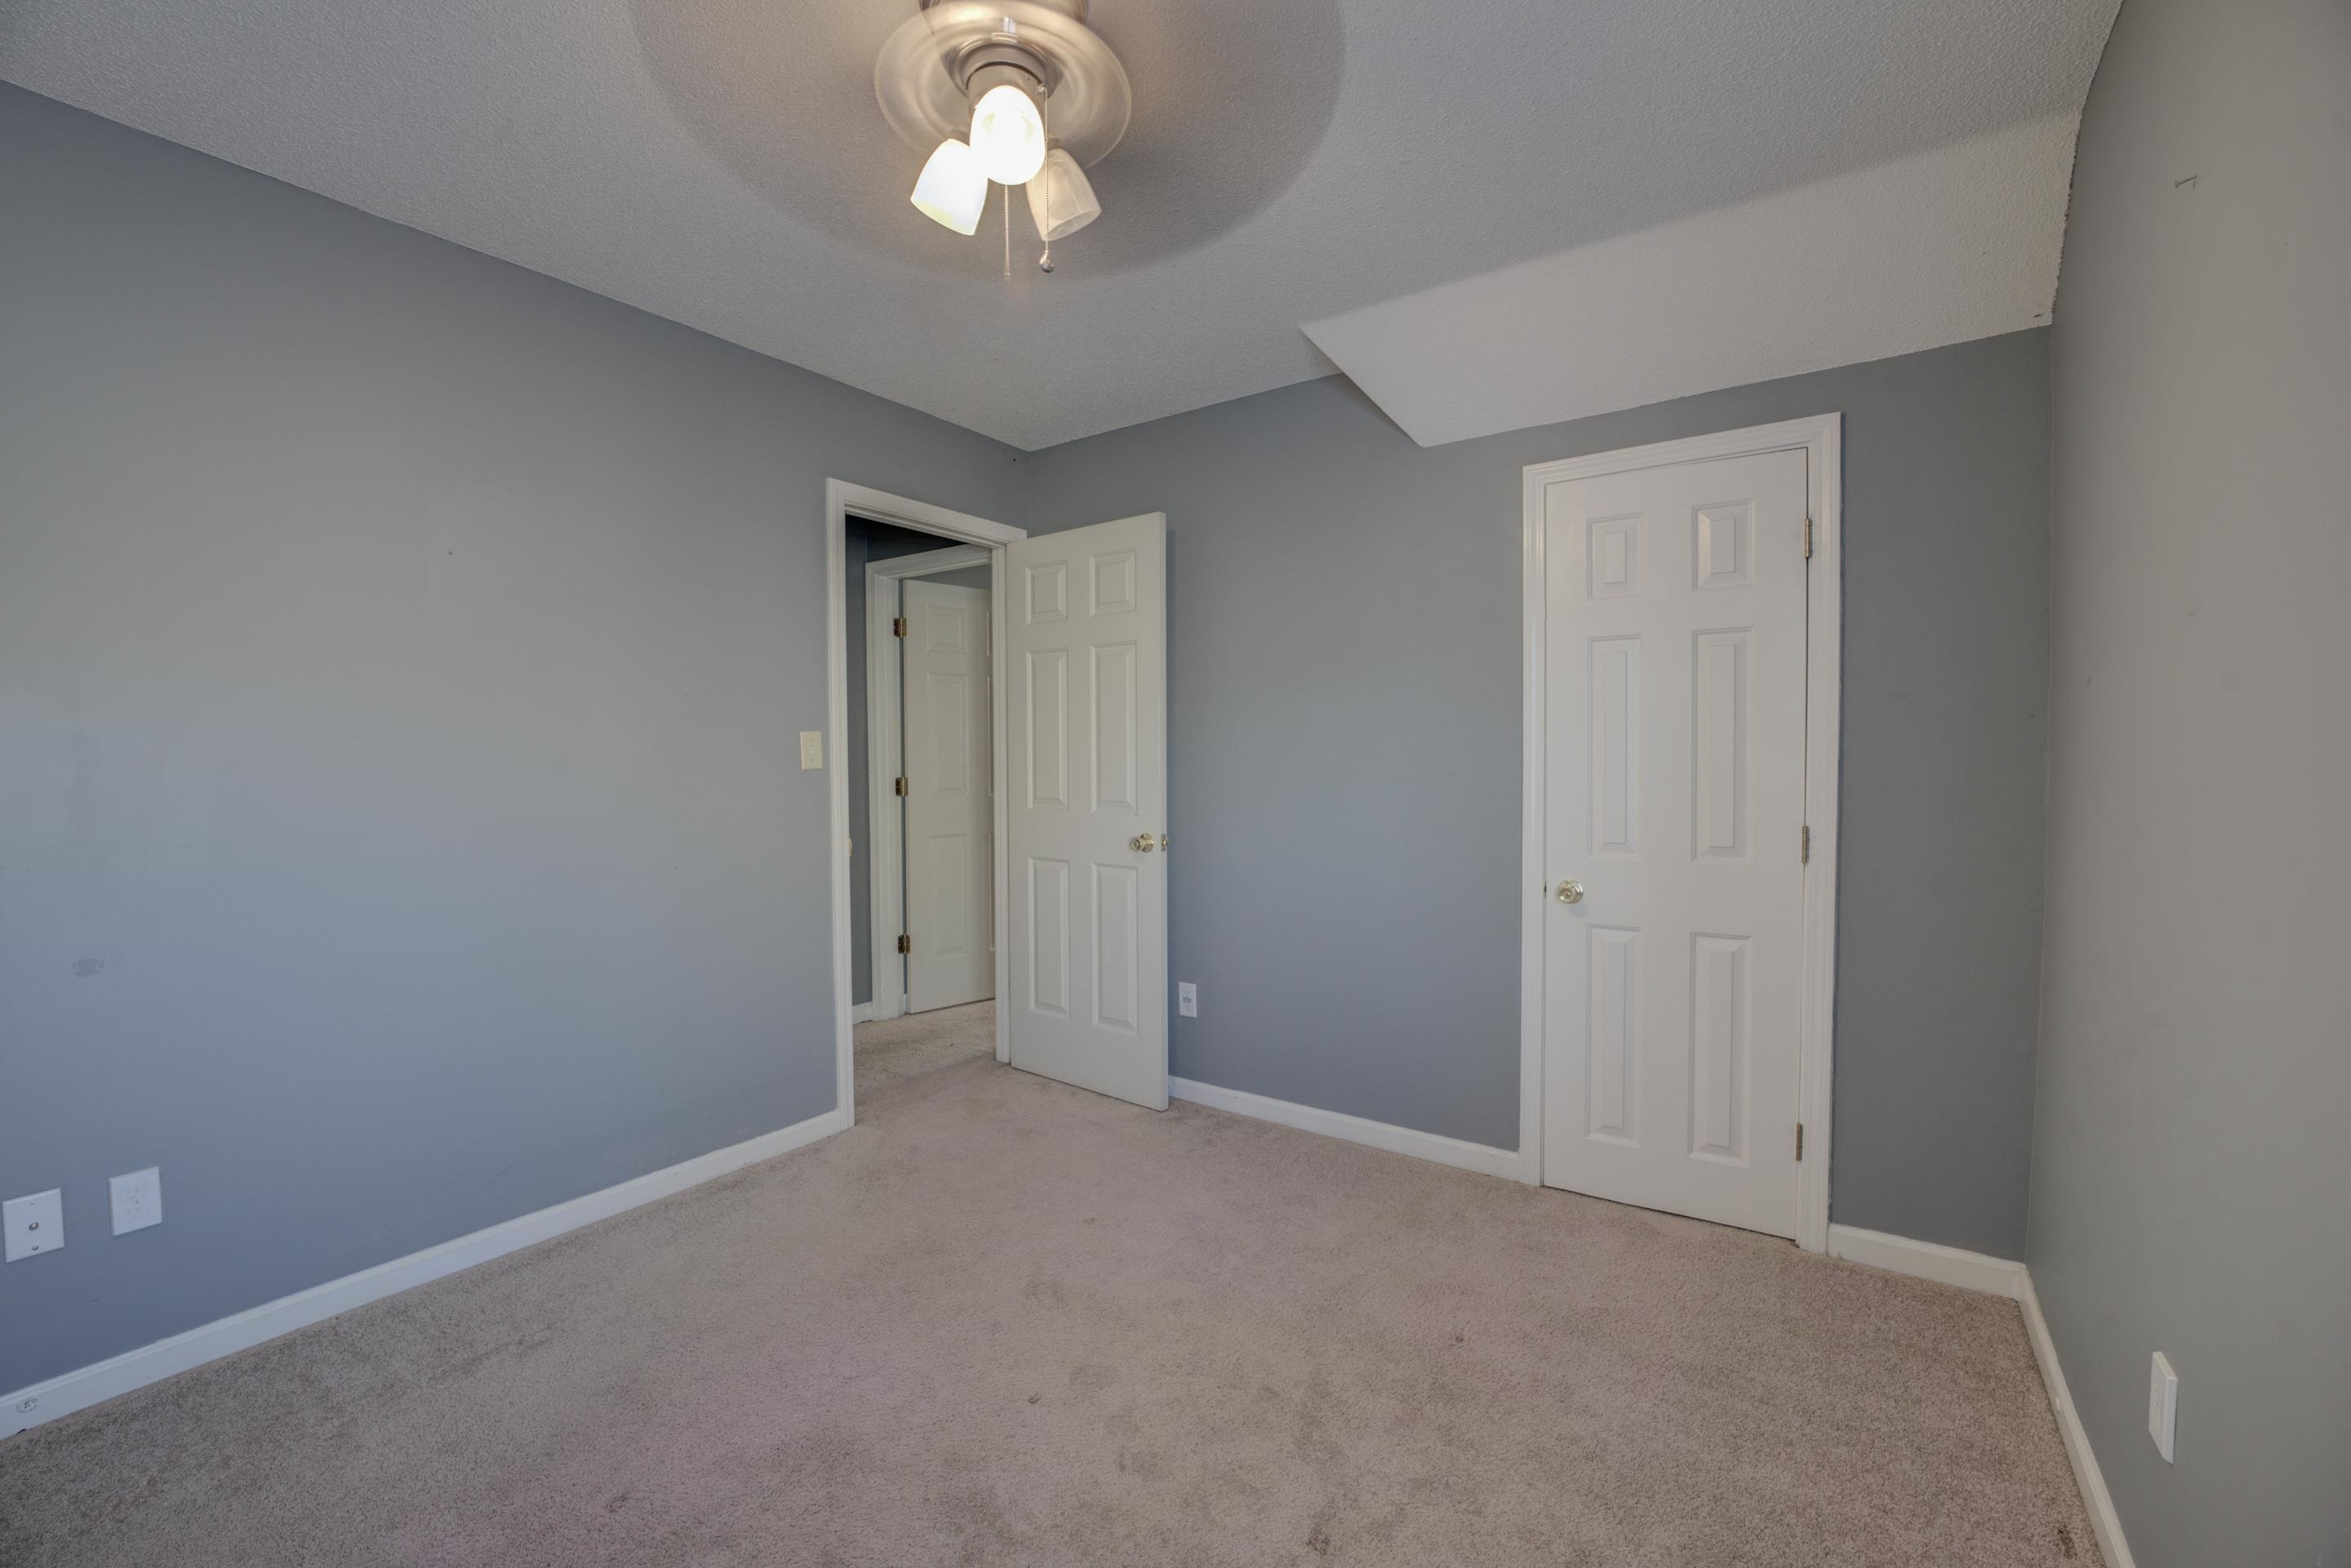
[110,1167,163,1235]
[2149,1351,2179,1463]
[4,1189,64,1262]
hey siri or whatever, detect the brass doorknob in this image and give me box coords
[1130,833,1158,853]
[1556,879,1585,904]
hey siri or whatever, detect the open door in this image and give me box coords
[901,579,994,1014]
[1002,513,1168,1109]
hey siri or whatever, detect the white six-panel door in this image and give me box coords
[1003,515,1168,1109]
[902,580,995,1014]
[1541,448,1810,1237]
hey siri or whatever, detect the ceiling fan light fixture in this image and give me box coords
[910,138,989,234]
[1025,141,1100,241]
[875,1,1129,255]
[967,64,1047,185]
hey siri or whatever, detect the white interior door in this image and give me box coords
[1541,448,1809,1237]
[902,580,994,1013]
[1003,514,1168,1109]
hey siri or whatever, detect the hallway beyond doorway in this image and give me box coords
[853,1000,996,1096]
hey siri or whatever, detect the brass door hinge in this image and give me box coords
[1800,824,1811,863]
[895,775,909,797]
[891,617,908,637]
[1803,517,1815,559]
[896,933,911,955]
[1796,1123,1805,1162]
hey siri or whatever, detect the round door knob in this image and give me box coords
[1130,833,1158,853]
[1556,879,1584,904]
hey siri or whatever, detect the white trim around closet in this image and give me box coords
[1517,414,1842,1249]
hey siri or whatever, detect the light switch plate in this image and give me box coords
[110,1167,163,1235]
[4,1189,64,1262]
[798,731,824,770]
[1177,981,1198,1018]
[2149,1351,2179,1463]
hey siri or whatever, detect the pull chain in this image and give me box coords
[1002,177,1011,279]
[1038,91,1055,273]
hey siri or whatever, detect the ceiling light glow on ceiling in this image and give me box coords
[910,138,989,234]
[874,0,1130,269]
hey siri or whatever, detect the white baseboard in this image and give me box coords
[2020,1273,2136,1568]
[1168,1077,1529,1184]
[851,1002,875,1024]
[1826,1224,2028,1298]
[2,1105,850,1437]
[1824,1228,2135,1567]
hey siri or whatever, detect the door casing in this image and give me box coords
[828,481,1025,1128]
[1518,415,1842,1252]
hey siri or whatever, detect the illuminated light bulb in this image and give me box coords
[967,66,1047,185]
[1025,141,1101,241]
[910,138,987,234]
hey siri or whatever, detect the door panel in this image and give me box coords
[902,580,994,1012]
[1541,449,1807,1237]
[1005,515,1167,1109]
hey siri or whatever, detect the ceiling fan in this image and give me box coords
[873,0,1131,268]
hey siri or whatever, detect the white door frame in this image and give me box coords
[1517,415,1842,1252]
[865,543,992,1023]
[828,481,1025,1127]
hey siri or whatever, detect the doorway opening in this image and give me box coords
[825,482,1024,1126]
[825,481,1170,1127]
[854,517,998,1094]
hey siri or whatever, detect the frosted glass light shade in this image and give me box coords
[969,77,1047,185]
[1024,143,1101,241]
[911,139,988,234]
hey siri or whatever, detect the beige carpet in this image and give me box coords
[853,998,997,1095]
[0,1059,2096,1567]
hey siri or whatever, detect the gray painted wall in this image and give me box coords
[2030,2,2351,1561]
[843,517,993,1006]
[1027,331,2051,1258]
[0,84,1024,1392]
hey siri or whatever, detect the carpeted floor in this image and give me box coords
[0,1058,2097,1567]
[852,998,996,1095]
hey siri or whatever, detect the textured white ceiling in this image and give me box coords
[0,0,2118,450]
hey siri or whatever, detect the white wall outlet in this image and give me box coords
[110,1167,163,1235]
[4,1189,64,1262]
[798,731,824,770]
[2149,1351,2179,1463]
[1177,981,1198,1018]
